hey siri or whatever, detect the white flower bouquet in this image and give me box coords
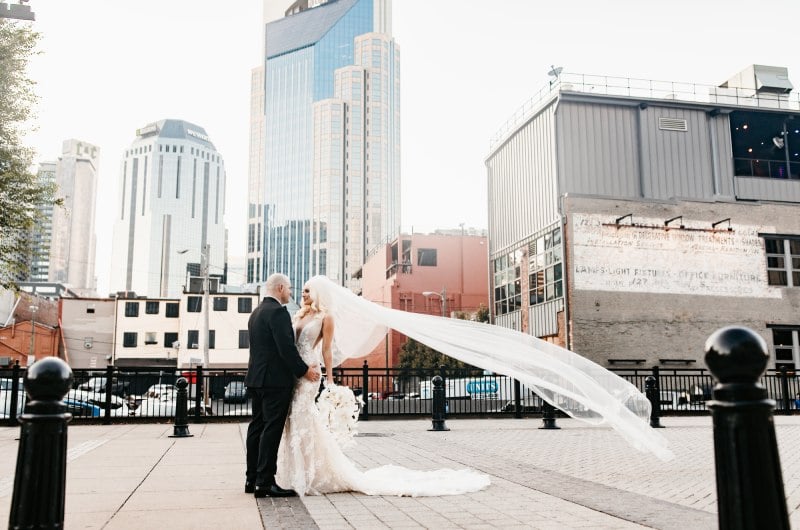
[317,383,364,448]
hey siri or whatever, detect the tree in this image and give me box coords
[397,311,485,372]
[0,19,59,289]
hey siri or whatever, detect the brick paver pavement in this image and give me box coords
[1,415,799,529]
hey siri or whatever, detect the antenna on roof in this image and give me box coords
[548,65,563,86]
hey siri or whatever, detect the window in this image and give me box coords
[764,236,800,287]
[123,332,137,347]
[213,297,228,311]
[494,249,522,315]
[187,296,202,312]
[145,301,159,314]
[238,330,250,349]
[417,248,437,267]
[86,304,95,314]
[208,330,216,350]
[125,302,139,317]
[771,327,799,369]
[188,330,199,349]
[144,332,157,345]
[529,227,564,307]
[164,332,178,348]
[238,297,253,313]
[165,303,179,318]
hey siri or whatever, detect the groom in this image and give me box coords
[245,273,320,498]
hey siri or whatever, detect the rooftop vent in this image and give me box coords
[720,65,793,95]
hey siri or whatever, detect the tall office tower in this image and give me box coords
[25,162,57,282]
[246,0,400,297]
[48,140,99,291]
[109,120,227,298]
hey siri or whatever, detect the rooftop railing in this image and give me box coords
[489,72,800,153]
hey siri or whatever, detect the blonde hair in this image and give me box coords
[293,277,328,322]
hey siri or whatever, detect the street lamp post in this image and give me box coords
[422,287,447,317]
[178,244,211,410]
[28,305,38,366]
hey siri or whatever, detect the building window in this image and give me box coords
[208,330,216,350]
[145,301,159,314]
[764,236,800,287]
[494,249,522,315]
[86,304,95,314]
[165,303,179,318]
[123,332,137,347]
[144,332,158,345]
[213,297,228,311]
[164,332,178,348]
[125,302,139,317]
[188,330,199,349]
[771,327,799,369]
[238,297,253,313]
[529,227,563,307]
[238,330,249,349]
[187,296,202,312]
[417,248,437,267]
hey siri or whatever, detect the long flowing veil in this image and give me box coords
[307,275,674,461]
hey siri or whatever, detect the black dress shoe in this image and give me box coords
[254,483,297,498]
[245,480,255,494]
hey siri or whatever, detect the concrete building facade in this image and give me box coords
[48,139,99,291]
[60,297,116,370]
[109,120,228,298]
[486,66,800,369]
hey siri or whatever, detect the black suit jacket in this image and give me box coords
[244,297,309,389]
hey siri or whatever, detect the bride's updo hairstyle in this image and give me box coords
[293,276,331,322]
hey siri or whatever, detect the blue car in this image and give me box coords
[63,398,103,418]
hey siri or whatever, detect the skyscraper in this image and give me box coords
[26,162,56,282]
[109,120,227,298]
[247,0,400,297]
[48,139,99,291]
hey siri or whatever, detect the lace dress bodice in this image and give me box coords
[275,313,490,497]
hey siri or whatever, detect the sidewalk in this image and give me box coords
[0,415,798,529]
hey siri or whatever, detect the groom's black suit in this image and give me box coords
[245,296,309,487]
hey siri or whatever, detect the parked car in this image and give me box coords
[78,377,130,397]
[66,389,127,416]
[223,381,247,403]
[63,398,103,418]
[0,382,25,418]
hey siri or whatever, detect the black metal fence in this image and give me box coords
[3,362,800,424]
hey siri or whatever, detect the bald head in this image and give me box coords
[265,273,292,304]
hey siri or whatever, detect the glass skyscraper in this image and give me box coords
[247,0,400,298]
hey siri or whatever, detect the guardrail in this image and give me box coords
[3,362,800,424]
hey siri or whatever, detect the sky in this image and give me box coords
[21,0,800,294]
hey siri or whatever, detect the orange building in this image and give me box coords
[0,294,60,367]
[351,231,489,371]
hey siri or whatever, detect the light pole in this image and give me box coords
[422,287,447,317]
[178,244,211,409]
[28,305,37,366]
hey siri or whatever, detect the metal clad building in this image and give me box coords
[487,66,800,368]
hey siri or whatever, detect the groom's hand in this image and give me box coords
[304,363,321,382]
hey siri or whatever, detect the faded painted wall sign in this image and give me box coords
[572,213,779,298]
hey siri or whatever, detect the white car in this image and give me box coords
[65,389,128,417]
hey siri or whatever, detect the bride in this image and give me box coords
[275,277,491,496]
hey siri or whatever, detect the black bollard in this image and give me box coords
[170,377,193,438]
[539,399,560,429]
[644,376,664,428]
[428,375,449,432]
[705,326,789,530]
[9,357,73,530]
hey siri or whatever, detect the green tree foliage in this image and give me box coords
[0,20,59,289]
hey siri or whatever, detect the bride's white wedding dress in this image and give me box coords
[275,316,491,497]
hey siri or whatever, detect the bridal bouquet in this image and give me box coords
[317,383,364,448]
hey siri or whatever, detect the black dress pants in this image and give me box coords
[245,386,293,485]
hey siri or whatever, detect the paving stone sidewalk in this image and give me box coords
[0,416,798,529]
